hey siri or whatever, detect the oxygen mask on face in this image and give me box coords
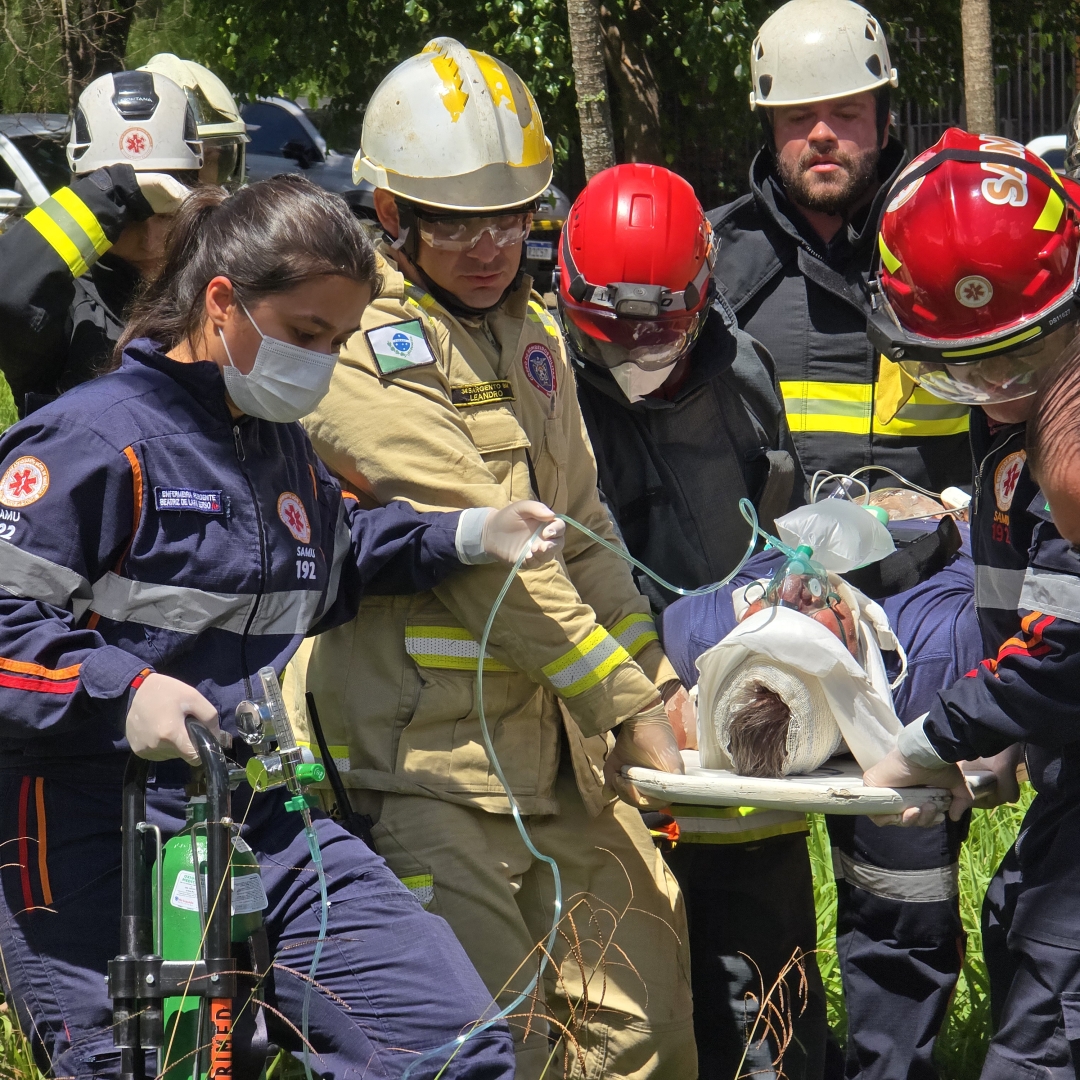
[745,544,859,657]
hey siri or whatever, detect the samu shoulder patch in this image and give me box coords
[366,319,437,377]
[0,456,49,508]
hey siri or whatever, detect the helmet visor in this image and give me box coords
[199,136,244,187]
[898,320,1080,404]
[563,302,704,370]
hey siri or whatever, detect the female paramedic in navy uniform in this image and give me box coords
[0,175,561,1080]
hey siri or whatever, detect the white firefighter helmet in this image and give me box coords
[140,53,248,185]
[68,70,203,175]
[748,0,898,110]
[353,37,553,212]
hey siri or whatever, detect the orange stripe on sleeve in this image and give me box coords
[113,446,145,574]
[34,778,52,906]
[0,656,80,681]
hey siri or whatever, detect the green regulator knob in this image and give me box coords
[296,762,326,785]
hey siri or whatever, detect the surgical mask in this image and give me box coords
[610,360,677,403]
[220,301,337,423]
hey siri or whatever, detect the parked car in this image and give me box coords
[1026,134,1068,174]
[0,114,69,231]
[240,97,374,218]
[525,184,569,294]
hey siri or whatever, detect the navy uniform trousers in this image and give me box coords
[0,758,515,1080]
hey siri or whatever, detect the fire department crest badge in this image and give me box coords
[0,456,49,509]
[994,450,1026,512]
[522,343,557,396]
[119,127,153,160]
[277,492,311,544]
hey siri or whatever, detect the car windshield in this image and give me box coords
[9,135,69,194]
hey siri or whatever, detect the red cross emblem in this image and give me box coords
[277,492,311,543]
[0,456,49,509]
[9,470,37,498]
[119,127,153,160]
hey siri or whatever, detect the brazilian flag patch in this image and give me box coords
[366,319,436,376]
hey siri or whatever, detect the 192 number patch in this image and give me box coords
[296,559,316,580]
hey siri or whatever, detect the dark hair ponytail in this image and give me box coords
[117,174,380,361]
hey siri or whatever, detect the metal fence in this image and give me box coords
[895,26,1078,156]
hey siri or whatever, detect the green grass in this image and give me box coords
[808,790,1035,1080]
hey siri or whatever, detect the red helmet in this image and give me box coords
[558,163,715,373]
[868,127,1080,404]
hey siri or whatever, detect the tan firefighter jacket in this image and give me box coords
[293,253,679,816]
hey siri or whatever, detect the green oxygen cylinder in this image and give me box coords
[153,797,267,1080]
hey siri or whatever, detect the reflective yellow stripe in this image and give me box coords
[297,739,351,772]
[51,187,110,256]
[527,300,561,340]
[403,282,438,310]
[878,233,902,273]
[1033,186,1065,232]
[542,626,630,697]
[405,625,512,672]
[668,804,810,844]
[941,326,1041,358]
[873,386,969,436]
[783,379,970,437]
[676,819,810,844]
[399,873,434,907]
[25,188,111,278]
[25,206,90,277]
[609,612,659,658]
[781,379,873,435]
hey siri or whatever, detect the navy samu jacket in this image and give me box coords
[0,339,464,759]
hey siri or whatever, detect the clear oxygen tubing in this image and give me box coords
[400,498,781,1078]
[301,816,328,1080]
[809,466,948,505]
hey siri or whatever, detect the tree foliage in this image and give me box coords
[2,0,1079,201]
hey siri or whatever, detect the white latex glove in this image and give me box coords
[963,743,1024,808]
[863,746,973,827]
[661,681,698,751]
[481,501,565,567]
[605,702,685,809]
[126,673,222,764]
[135,172,191,215]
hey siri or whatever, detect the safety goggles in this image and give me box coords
[563,299,705,370]
[890,320,1080,405]
[417,212,532,252]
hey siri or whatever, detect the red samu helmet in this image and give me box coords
[868,127,1080,404]
[558,163,715,371]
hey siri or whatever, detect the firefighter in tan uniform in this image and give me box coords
[290,38,697,1080]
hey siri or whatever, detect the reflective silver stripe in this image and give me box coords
[831,848,959,902]
[0,538,92,612]
[975,564,1026,611]
[893,402,970,420]
[322,499,352,617]
[1019,566,1080,621]
[89,572,321,636]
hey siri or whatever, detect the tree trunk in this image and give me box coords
[55,0,139,109]
[599,4,663,164]
[566,0,617,178]
[960,0,996,135]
